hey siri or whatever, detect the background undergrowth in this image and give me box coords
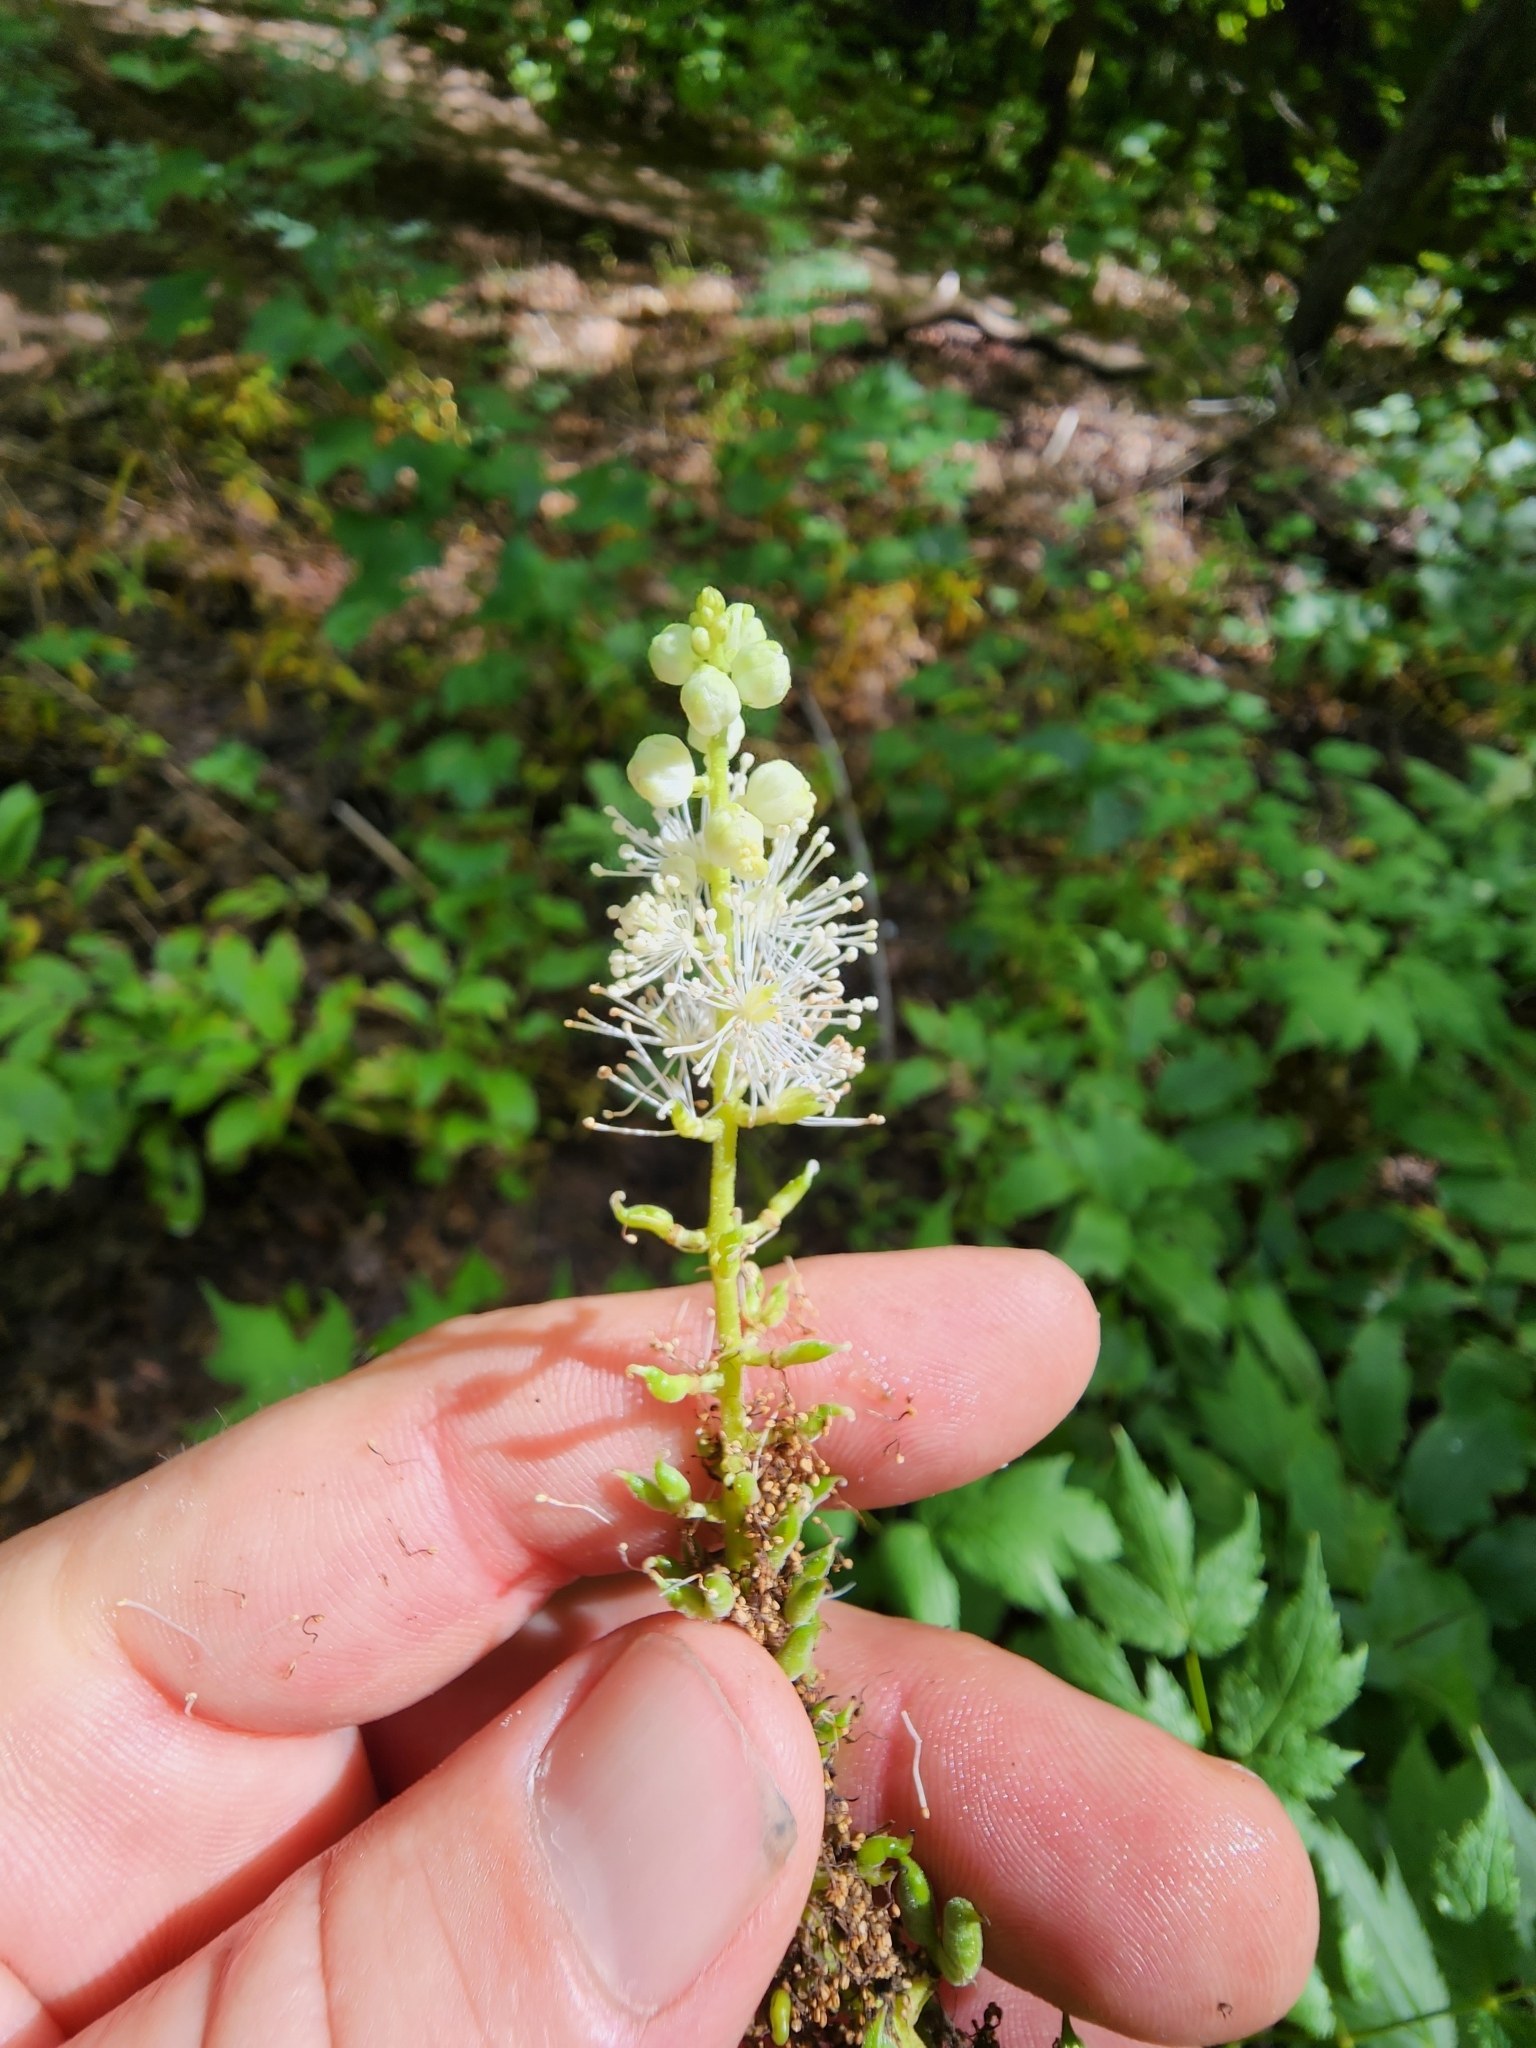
[2,0,1535,2038]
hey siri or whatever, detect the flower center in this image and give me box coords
[737,983,780,1028]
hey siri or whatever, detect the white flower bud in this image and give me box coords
[690,624,711,657]
[734,638,792,709]
[690,714,746,758]
[744,759,815,833]
[716,601,767,670]
[679,663,740,738]
[648,622,697,688]
[703,800,767,878]
[626,733,697,811]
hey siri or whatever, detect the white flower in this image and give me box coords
[715,601,767,669]
[627,733,696,810]
[679,663,739,737]
[574,589,879,1134]
[703,800,767,879]
[649,623,697,687]
[574,789,878,1129]
[734,639,791,709]
[744,759,814,832]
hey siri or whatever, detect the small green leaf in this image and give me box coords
[1216,1536,1366,1801]
[189,739,271,808]
[923,1455,1120,1616]
[387,923,453,988]
[1471,1730,1536,1946]
[195,1285,355,1430]
[1190,1495,1266,1657]
[1433,1776,1518,1926]
[0,783,44,880]
[369,1248,506,1356]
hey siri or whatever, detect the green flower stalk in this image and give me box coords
[570,588,992,2048]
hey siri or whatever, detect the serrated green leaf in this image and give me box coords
[1216,1536,1366,1801]
[1472,1730,1536,1946]
[1289,1965,1337,2039]
[1190,1494,1267,1656]
[1078,1558,1186,1656]
[195,1285,355,1430]
[1110,1427,1194,1603]
[1047,1615,1205,1747]
[924,1455,1120,1616]
[1433,1777,1518,1926]
[1305,1818,1454,2048]
[369,1248,506,1357]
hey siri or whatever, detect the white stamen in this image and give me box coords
[114,1599,210,1657]
[535,1493,612,1522]
[901,1708,931,1820]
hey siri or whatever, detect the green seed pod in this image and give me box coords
[761,1278,791,1327]
[895,1859,938,1962]
[775,1616,822,1682]
[626,1364,722,1402]
[855,1832,912,1881]
[700,1568,737,1620]
[651,1458,693,1510]
[939,1896,984,1987]
[663,1578,716,1620]
[618,1469,669,1512]
[773,1337,842,1367]
[783,1546,833,1626]
[770,1985,793,2046]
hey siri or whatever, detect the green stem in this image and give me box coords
[1337,1984,1533,2047]
[1184,1648,1213,1740]
[702,728,751,1565]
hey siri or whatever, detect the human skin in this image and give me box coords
[0,1246,1318,2047]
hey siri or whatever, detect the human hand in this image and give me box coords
[0,1248,1316,2047]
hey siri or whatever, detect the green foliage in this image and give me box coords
[4,7,1536,2034]
[194,1281,355,1432]
[0,918,540,1228]
[368,1246,506,1354]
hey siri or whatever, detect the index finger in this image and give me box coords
[29,1248,1096,1737]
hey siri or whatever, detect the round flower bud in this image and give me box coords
[648,623,697,688]
[690,714,745,758]
[626,733,697,811]
[734,638,792,709]
[679,663,740,738]
[692,586,726,626]
[703,801,767,879]
[717,601,767,670]
[744,759,815,833]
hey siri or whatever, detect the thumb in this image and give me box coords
[76,1617,823,2048]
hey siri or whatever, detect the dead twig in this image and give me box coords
[331,799,434,897]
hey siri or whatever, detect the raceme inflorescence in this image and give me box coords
[569,587,991,2048]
